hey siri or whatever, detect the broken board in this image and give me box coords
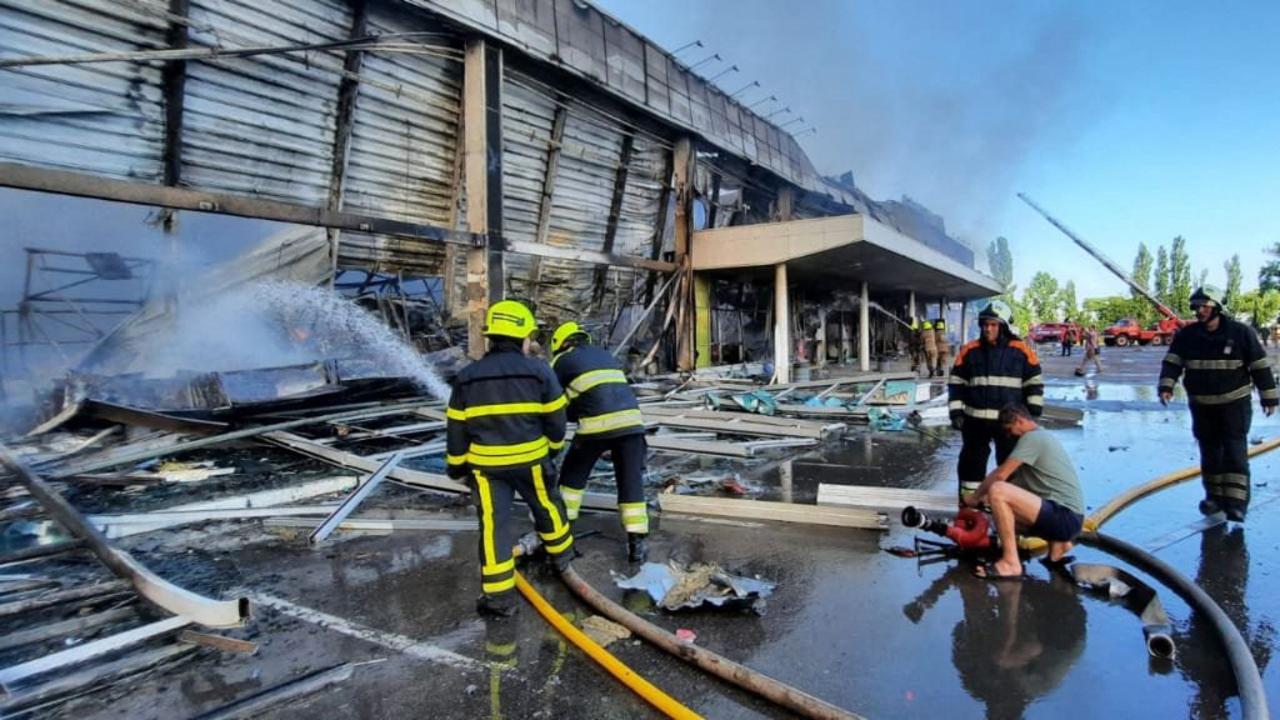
[659,493,887,530]
[816,483,954,514]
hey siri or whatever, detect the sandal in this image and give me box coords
[973,561,1026,581]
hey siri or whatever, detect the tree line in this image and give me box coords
[986,237,1280,333]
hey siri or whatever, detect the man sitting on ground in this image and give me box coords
[962,403,1085,579]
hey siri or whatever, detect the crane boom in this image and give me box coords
[1016,193,1181,321]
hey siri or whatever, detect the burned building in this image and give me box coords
[0,0,998,381]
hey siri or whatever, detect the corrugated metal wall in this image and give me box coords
[500,70,669,322]
[0,0,676,303]
[336,3,463,276]
[183,0,349,204]
[0,0,168,180]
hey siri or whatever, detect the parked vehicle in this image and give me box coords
[1029,322,1081,345]
[1103,317,1181,346]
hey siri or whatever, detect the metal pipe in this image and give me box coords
[308,453,403,545]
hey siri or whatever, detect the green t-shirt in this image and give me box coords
[1009,429,1085,515]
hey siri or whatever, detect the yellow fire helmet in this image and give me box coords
[485,299,536,339]
[551,321,590,354]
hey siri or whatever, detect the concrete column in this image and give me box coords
[817,310,828,367]
[859,280,870,372]
[909,290,917,322]
[773,263,790,383]
[840,312,852,363]
[960,301,969,343]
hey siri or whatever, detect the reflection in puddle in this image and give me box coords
[906,564,1086,719]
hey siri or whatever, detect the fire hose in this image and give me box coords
[513,542,862,719]
[1017,438,1280,720]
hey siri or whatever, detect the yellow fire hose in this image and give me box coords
[513,571,703,720]
[1021,435,1280,552]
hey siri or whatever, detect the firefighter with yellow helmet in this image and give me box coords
[446,299,575,617]
[550,320,651,562]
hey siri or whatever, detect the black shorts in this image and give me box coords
[1029,498,1083,542]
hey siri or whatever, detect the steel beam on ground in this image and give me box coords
[309,453,403,545]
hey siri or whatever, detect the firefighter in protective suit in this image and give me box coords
[1159,286,1277,522]
[550,321,650,562]
[933,317,951,377]
[922,319,938,376]
[447,300,575,617]
[909,318,926,374]
[948,301,1044,499]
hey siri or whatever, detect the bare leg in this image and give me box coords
[980,481,1044,577]
[1047,540,1074,562]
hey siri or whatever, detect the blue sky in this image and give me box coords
[597,0,1280,299]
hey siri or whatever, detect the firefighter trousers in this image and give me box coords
[470,462,574,599]
[558,433,648,534]
[1191,398,1253,511]
[957,418,1018,497]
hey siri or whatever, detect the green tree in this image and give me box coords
[1059,280,1078,319]
[1023,272,1061,324]
[1224,254,1243,307]
[1082,295,1139,327]
[1130,243,1155,324]
[1170,236,1193,314]
[1154,246,1171,308]
[986,236,1014,291]
[1261,242,1280,293]
[1235,289,1280,331]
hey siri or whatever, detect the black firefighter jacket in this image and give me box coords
[947,335,1044,423]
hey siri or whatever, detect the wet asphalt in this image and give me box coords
[42,345,1280,719]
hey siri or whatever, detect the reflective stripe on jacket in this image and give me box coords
[947,336,1044,419]
[552,344,645,439]
[445,348,567,476]
[1159,317,1277,407]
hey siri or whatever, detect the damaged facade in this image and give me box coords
[0,2,1019,716]
[0,0,998,382]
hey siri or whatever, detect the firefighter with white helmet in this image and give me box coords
[947,300,1045,498]
[1159,285,1277,521]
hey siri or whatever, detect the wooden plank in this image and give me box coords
[643,406,841,432]
[645,415,827,439]
[49,400,434,478]
[264,516,474,532]
[645,437,752,458]
[262,431,615,511]
[816,483,954,514]
[0,581,129,618]
[0,606,136,653]
[0,615,191,692]
[178,630,258,655]
[659,494,887,530]
[0,643,196,712]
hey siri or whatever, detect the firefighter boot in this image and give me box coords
[1224,500,1247,523]
[627,533,649,563]
[476,593,518,618]
[1198,498,1222,516]
[551,547,576,574]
